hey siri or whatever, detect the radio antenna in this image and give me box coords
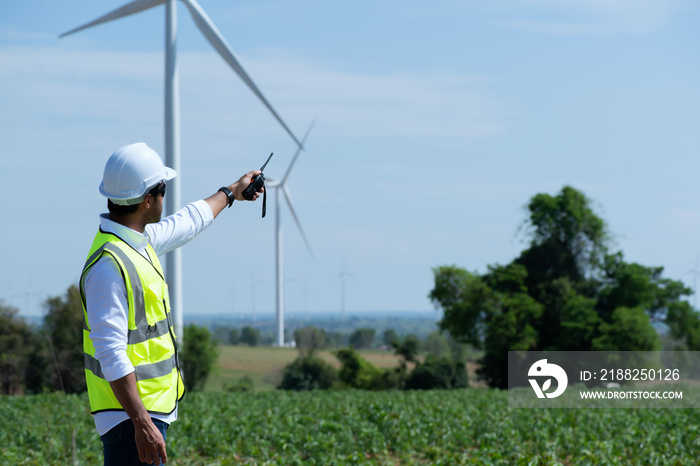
[260,152,273,172]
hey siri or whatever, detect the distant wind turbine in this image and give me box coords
[251,276,265,322]
[8,290,43,317]
[61,0,303,341]
[301,279,313,321]
[265,121,315,346]
[338,259,354,320]
[685,252,700,309]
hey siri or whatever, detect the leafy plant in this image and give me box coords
[4,389,700,464]
[181,324,218,392]
[278,353,337,391]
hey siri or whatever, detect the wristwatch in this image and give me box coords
[218,186,235,208]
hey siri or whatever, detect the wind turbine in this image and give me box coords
[266,121,315,346]
[60,0,303,341]
[250,276,265,323]
[685,252,700,309]
[338,260,353,320]
[301,279,314,321]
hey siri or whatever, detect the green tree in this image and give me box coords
[432,186,693,388]
[392,334,421,363]
[519,186,608,284]
[334,348,389,390]
[383,329,398,347]
[278,354,337,391]
[240,326,261,347]
[592,307,660,351]
[514,187,608,350]
[666,303,700,350]
[349,328,375,349]
[424,330,450,359]
[294,326,328,353]
[0,302,48,394]
[43,285,85,393]
[228,328,241,345]
[475,264,544,388]
[446,334,468,364]
[328,331,345,348]
[405,355,469,390]
[181,324,218,392]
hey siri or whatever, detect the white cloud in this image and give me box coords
[0,44,512,153]
[500,0,678,34]
[178,49,512,140]
[0,26,55,42]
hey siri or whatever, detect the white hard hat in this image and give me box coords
[99,143,177,205]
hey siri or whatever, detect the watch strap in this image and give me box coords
[218,186,235,208]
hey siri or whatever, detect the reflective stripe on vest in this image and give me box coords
[80,230,185,415]
[82,242,172,345]
[84,352,177,380]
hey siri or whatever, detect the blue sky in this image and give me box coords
[2,0,700,321]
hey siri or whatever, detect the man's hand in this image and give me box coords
[134,416,168,465]
[230,169,263,201]
[205,169,265,219]
[109,373,168,464]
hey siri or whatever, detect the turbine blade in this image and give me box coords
[59,0,166,38]
[282,184,313,258]
[283,119,315,184]
[181,0,303,149]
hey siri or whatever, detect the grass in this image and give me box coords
[205,345,483,392]
[205,345,410,392]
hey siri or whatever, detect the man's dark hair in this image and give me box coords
[106,183,163,215]
[107,199,139,215]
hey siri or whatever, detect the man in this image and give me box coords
[80,142,263,465]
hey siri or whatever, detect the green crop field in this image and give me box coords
[2,347,699,464]
[2,389,700,465]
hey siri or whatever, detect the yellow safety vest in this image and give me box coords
[79,229,185,415]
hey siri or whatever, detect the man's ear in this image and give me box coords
[143,193,153,209]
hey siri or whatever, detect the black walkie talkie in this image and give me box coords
[243,152,273,217]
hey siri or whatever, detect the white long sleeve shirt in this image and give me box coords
[82,200,214,435]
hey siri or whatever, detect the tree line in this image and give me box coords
[212,324,468,356]
[0,287,220,395]
[0,287,468,395]
[0,286,84,395]
[277,331,469,392]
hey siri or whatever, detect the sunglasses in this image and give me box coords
[149,182,166,198]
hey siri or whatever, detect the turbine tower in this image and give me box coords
[338,259,353,320]
[685,252,700,309]
[301,279,313,321]
[250,276,265,322]
[266,121,315,346]
[61,0,303,341]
